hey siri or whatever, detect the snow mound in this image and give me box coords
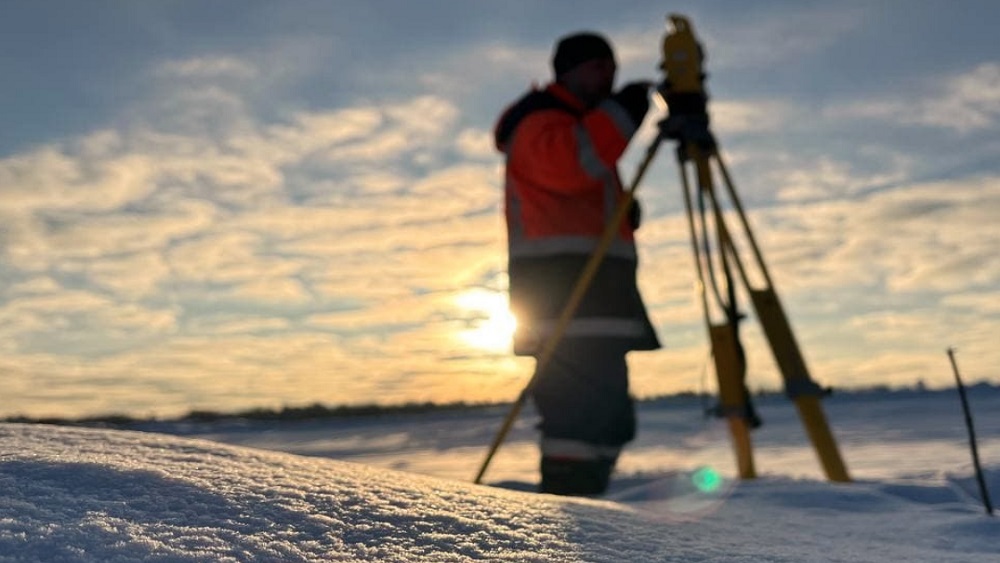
[1,423,996,562]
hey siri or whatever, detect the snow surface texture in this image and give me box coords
[1,390,998,562]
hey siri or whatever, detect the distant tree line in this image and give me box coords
[1,400,510,427]
[3,381,995,427]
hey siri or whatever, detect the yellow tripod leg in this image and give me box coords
[748,288,851,482]
[709,324,756,479]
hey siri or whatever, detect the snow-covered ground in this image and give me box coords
[2,388,998,561]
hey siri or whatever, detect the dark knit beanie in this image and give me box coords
[552,32,615,76]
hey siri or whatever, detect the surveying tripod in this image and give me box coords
[657,14,850,482]
[474,14,850,485]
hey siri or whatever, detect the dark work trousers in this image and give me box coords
[530,338,637,448]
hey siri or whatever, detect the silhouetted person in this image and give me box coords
[494,32,660,495]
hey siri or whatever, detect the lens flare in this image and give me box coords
[607,465,735,523]
[605,418,737,522]
[691,466,723,493]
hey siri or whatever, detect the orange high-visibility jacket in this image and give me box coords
[494,82,660,356]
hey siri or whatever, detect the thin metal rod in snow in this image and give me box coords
[947,347,994,516]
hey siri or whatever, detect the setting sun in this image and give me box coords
[454,289,517,353]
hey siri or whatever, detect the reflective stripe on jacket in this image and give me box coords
[494,83,661,356]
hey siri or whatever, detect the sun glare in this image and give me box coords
[454,290,517,353]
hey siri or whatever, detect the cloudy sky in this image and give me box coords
[1,1,997,418]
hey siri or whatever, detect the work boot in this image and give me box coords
[539,456,616,496]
